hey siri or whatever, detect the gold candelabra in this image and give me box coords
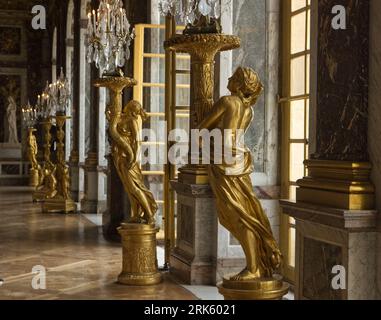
[94,77,162,286]
[33,118,56,202]
[42,115,76,213]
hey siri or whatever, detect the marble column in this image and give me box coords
[280,0,378,300]
[368,0,381,300]
[80,64,107,214]
[69,7,86,203]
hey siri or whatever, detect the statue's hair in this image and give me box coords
[124,100,148,121]
[232,67,264,100]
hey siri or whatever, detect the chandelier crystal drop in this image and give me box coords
[86,0,134,77]
[158,0,223,34]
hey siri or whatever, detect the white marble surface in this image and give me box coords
[368,0,381,299]
[348,232,377,300]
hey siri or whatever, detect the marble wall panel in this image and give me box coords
[348,232,377,300]
[232,0,267,172]
[368,0,381,299]
[315,0,369,161]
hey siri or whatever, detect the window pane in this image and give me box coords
[143,57,165,83]
[306,54,310,94]
[290,185,297,201]
[290,143,305,182]
[288,227,296,267]
[143,87,165,113]
[291,12,306,54]
[306,98,310,136]
[291,0,306,12]
[144,28,165,54]
[290,56,306,96]
[290,100,305,139]
[307,9,311,50]
[176,55,191,70]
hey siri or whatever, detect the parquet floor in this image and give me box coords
[0,187,196,300]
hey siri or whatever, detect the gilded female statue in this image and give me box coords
[107,100,158,225]
[27,130,39,171]
[198,67,282,281]
[44,162,57,199]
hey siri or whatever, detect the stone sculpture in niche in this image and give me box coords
[6,96,19,144]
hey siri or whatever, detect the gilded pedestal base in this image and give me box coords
[178,165,209,185]
[29,168,39,188]
[118,223,162,286]
[296,160,375,210]
[33,189,46,202]
[42,197,77,213]
[218,275,289,300]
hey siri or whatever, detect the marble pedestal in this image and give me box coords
[102,155,128,242]
[170,181,217,285]
[0,143,22,159]
[80,154,107,214]
[170,180,246,285]
[69,152,83,203]
[280,200,377,300]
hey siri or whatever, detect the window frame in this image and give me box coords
[280,0,311,283]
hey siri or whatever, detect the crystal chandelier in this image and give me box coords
[35,68,70,119]
[86,0,134,76]
[36,82,54,119]
[159,0,222,34]
[22,102,37,128]
[50,68,70,115]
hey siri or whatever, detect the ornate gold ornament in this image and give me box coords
[94,77,161,286]
[198,67,289,300]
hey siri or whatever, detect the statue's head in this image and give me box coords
[123,100,148,121]
[228,67,264,105]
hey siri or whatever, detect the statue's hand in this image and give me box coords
[105,109,112,122]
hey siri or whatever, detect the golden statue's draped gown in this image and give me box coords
[198,67,281,280]
[108,100,158,224]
